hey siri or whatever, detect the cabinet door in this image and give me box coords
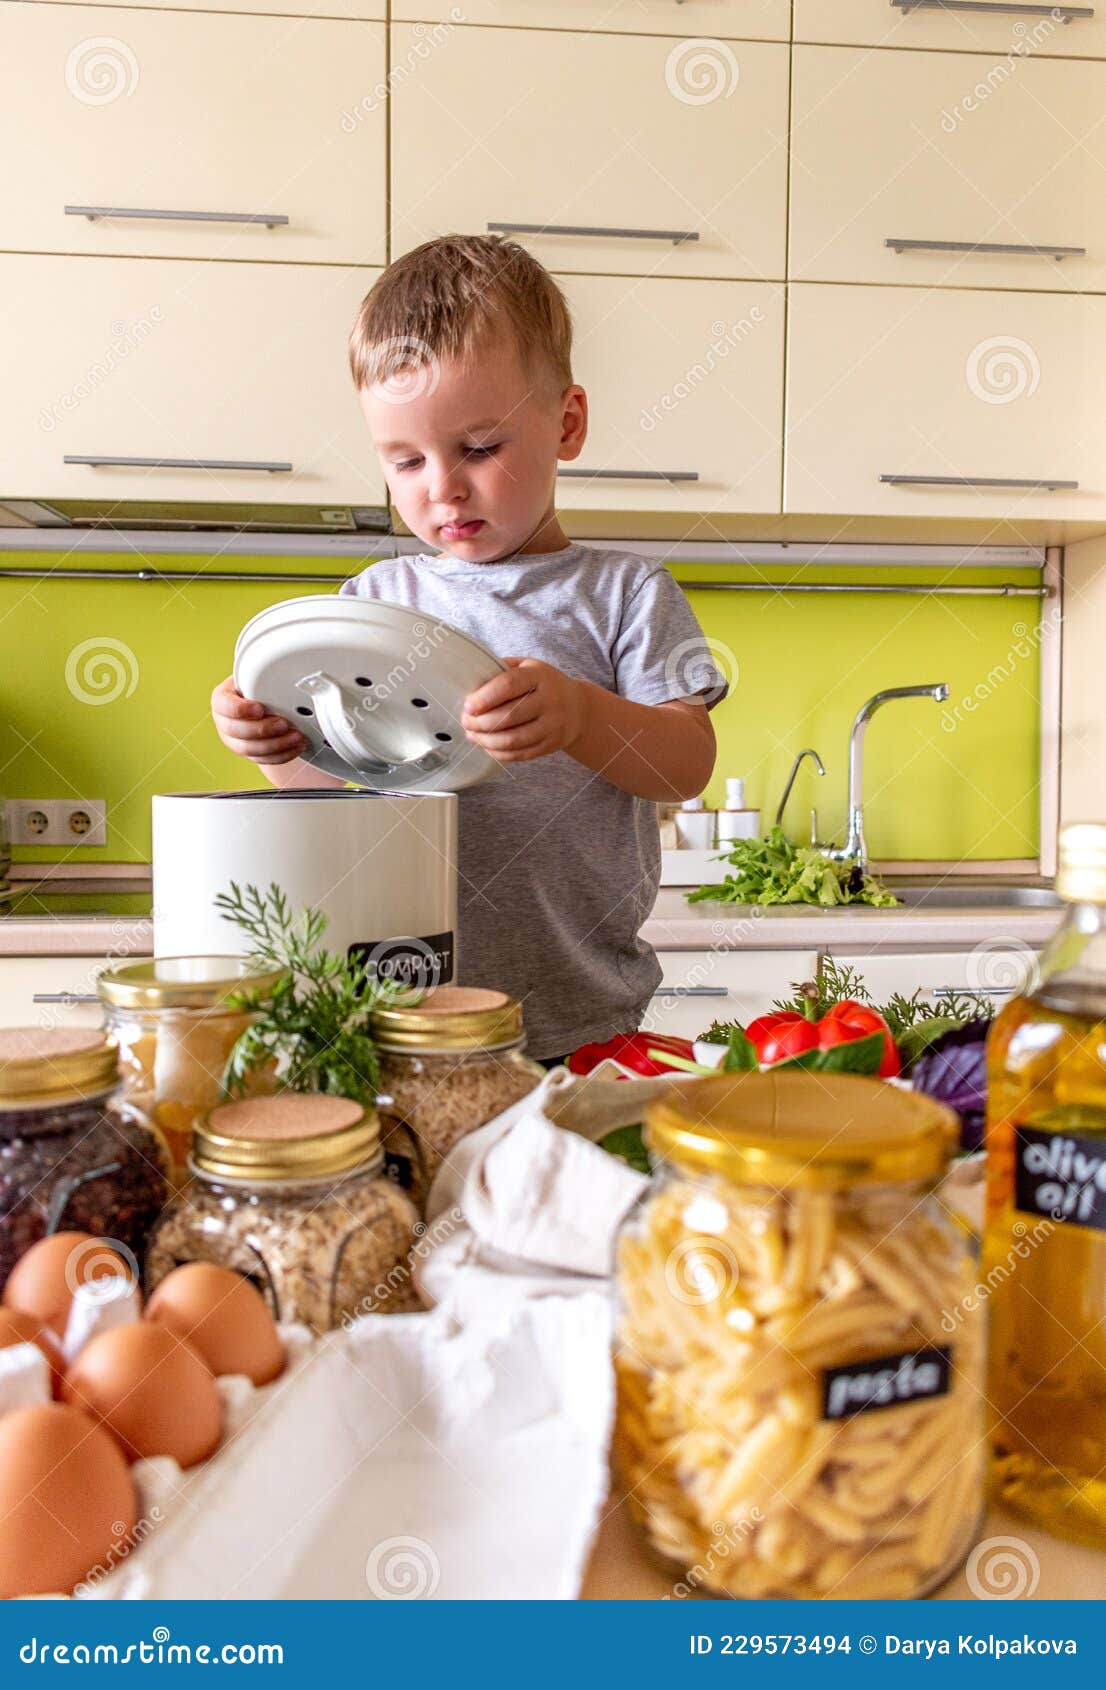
[391,24,788,281]
[642,950,818,1039]
[790,46,1106,292]
[833,949,1036,1005]
[0,7,386,265]
[786,283,1106,519]
[794,0,1106,60]
[0,959,111,1031]
[32,0,384,17]
[560,275,783,514]
[392,1,790,36]
[0,257,383,507]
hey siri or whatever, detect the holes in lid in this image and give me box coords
[411,697,429,709]
[354,676,373,688]
[296,706,313,717]
[435,732,453,743]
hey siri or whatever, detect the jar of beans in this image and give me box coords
[145,1093,421,1333]
[0,1028,171,1295]
[99,955,285,1187]
[371,988,544,1210]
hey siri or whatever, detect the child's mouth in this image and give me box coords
[440,519,485,541]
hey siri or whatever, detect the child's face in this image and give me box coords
[358,334,585,561]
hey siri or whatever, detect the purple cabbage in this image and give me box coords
[907,1018,991,1153]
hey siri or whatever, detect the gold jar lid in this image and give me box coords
[98,955,287,1012]
[0,1028,120,1106]
[1056,822,1106,905]
[645,1071,958,1190]
[194,1093,381,1182]
[370,986,523,1053]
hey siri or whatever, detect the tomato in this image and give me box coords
[744,1001,901,1077]
[820,1000,901,1078]
[567,1032,695,1078]
[744,1012,820,1067]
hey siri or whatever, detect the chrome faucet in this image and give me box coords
[776,747,826,838]
[820,684,949,877]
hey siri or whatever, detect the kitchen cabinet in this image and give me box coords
[392,1,791,39]
[0,958,110,1030]
[0,256,383,507]
[794,0,1106,61]
[0,6,387,266]
[785,282,1106,520]
[31,0,385,18]
[790,46,1106,293]
[559,274,784,515]
[390,24,788,282]
[641,949,818,1039]
[832,948,1037,1005]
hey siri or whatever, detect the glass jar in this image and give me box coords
[984,822,1106,1547]
[99,956,285,1188]
[614,1069,984,1600]
[0,1027,171,1294]
[371,987,544,1209]
[145,1092,421,1333]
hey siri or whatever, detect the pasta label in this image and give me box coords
[1014,1126,1106,1232]
[821,1347,953,1421]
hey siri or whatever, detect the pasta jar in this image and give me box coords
[145,1092,421,1333]
[98,956,286,1187]
[371,987,544,1208]
[0,1027,170,1294]
[614,1070,985,1600]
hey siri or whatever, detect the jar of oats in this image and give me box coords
[615,1070,985,1600]
[99,956,286,1188]
[144,1093,421,1333]
[371,988,543,1208]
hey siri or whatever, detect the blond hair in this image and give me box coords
[348,234,573,396]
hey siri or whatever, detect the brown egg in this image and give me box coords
[146,1263,284,1387]
[0,1309,64,1398]
[63,1323,222,1468]
[4,1232,139,1338]
[0,1402,136,1597]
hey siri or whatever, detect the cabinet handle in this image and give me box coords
[487,220,699,247]
[65,205,290,228]
[886,238,1086,261]
[64,455,294,473]
[557,468,700,483]
[892,1,1093,19]
[650,986,730,999]
[880,474,1079,491]
[32,993,99,1005]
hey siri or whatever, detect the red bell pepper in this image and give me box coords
[568,1032,696,1078]
[746,1000,901,1078]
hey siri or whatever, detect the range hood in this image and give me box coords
[0,497,392,535]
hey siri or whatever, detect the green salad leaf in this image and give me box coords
[686,827,899,910]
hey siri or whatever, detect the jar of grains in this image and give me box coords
[371,987,544,1208]
[98,956,286,1187]
[614,1070,985,1600]
[145,1092,421,1332]
[0,1028,170,1294]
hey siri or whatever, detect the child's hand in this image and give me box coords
[211,676,307,766]
[462,658,585,764]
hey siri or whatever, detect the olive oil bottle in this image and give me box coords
[984,823,1106,1546]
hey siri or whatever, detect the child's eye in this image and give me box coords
[392,457,423,473]
[463,443,502,459]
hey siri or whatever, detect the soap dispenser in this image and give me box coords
[716,778,760,845]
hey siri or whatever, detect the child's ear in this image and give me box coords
[557,385,588,462]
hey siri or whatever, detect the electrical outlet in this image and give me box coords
[8,799,107,848]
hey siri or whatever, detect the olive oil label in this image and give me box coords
[349,931,455,991]
[1014,1126,1106,1231]
[821,1348,952,1421]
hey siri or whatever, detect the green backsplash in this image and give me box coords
[2,551,1042,865]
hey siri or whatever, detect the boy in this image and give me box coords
[212,235,726,1062]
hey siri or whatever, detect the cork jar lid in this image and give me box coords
[194,1092,380,1182]
[0,1027,119,1106]
[370,986,524,1052]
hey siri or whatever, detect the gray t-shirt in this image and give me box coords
[340,541,726,1058]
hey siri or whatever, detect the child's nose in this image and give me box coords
[427,458,468,504]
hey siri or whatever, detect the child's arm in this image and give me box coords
[462,658,715,802]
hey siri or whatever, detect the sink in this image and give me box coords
[887,883,1061,910]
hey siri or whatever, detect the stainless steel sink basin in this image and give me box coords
[887,883,1061,910]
